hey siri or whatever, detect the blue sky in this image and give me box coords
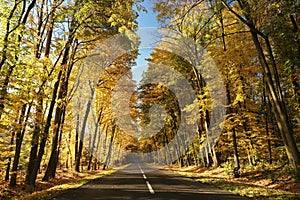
[131,0,160,84]
[137,0,159,28]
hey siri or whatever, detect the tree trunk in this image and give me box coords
[75,113,80,167]
[223,0,300,180]
[9,104,27,187]
[162,127,172,165]
[250,31,300,179]
[289,15,300,105]
[24,0,60,188]
[225,78,240,172]
[25,96,43,190]
[43,31,74,180]
[211,146,219,168]
[55,107,66,170]
[263,77,272,164]
[25,70,62,189]
[103,123,116,170]
[5,122,17,181]
[88,111,101,171]
[42,91,65,180]
[75,88,94,172]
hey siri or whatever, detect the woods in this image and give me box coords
[0,0,299,198]
[151,0,300,178]
[0,0,140,191]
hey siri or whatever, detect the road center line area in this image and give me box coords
[146,181,155,194]
[52,163,250,200]
[142,173,147,179]
[138,163,155,194]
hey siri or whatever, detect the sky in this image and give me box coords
[131,0,160,84]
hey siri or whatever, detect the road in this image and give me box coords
[52,163,249,200]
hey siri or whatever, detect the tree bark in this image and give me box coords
[263,76,272,164]
[88,110,102,171]
[9,104,27,187]
[75,113,80,167]
[75,85,94,172]
[103,123,116,170]
[225,78,240,172]
[25,0,62,184]
[43,30,75,180]
[25,96,43,190]
[251,31,300,179]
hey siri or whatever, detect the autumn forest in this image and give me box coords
[0,0,299,199]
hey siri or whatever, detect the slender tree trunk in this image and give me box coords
[75,113,80,166]
[289,15,300,105]
[200,149,206,167]
[102,124,109,163]
[225,79,240,172]
[88,112,101,171]
[94,126,102,169]
[43,89,65,180]
[66,131,72,168]
[55,107,66,170]
[263,77,272,164]
[25,96,43,190]
[205,145,211,167]
[211,146,219,168]
[162,127,172,165]
[5,123,17,181]
[75,89,94,172]
[9,104,27,187]
[103,123,116,170]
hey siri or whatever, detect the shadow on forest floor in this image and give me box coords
[165,164,300,200]
[0,168,115,200]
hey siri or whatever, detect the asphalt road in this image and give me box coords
[52,163,249,200]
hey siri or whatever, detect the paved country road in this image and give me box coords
[52,163,249,200]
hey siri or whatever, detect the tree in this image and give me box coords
[219,0,300,180]
[0,0,143,189]
[152,0,300,179]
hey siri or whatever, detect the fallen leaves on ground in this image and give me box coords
[0,168,115,200]
[165,164,300,200]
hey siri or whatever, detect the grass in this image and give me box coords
[165,163,300,200]
[0,168,116,200]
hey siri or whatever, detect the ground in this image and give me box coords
[0,168,115,200]
[166,163,300,200]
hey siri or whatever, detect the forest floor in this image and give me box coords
[166,163,300,200]
[0,168,116,200]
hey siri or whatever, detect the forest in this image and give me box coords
[0,0,299,199]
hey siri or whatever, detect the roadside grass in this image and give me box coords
[165,164,300,200]
[0,168,116,200]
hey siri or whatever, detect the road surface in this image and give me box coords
[52,163,249,200]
